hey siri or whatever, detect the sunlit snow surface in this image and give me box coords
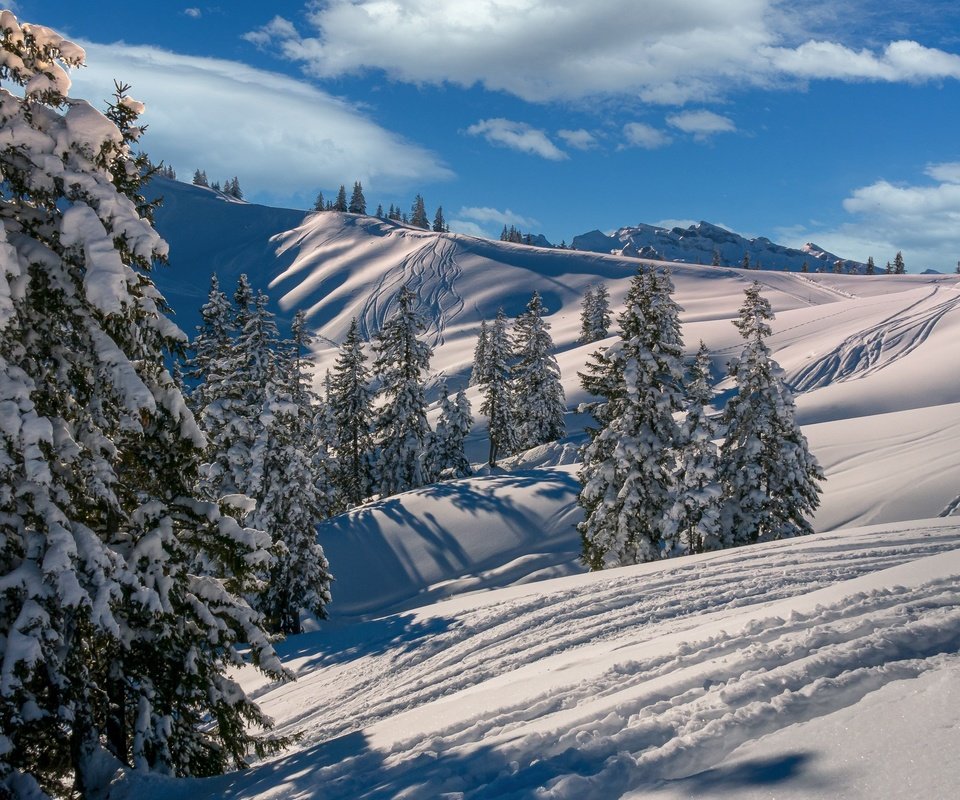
[139,181,960,798]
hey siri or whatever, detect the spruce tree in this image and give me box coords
[866,256,875,275]
[348,180,366,214]
[334,184,348,212]
[410,194,429,229]
[512,292,565,449]
[433,206,447,232]
[719,283,824,545]
[329,318,375,506]
[427,381,473,480]
[0,17,282,795]
[577,267,686,568]
[894,250,906,274]
[372,287,433,496]
[469,319,491,386]
[192,168,208,187]
[313,191,325,212]
[480,308,518,467]
[579,286,596,343]
[669,342,722,555]
[579,283,611,343]
[375,203,384,218]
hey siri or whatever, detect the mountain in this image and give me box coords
[572,220,865,273]
[122,176,960,799]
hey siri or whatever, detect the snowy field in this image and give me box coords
[137,182,960,798]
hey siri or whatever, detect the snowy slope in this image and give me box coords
[109,519,960,799]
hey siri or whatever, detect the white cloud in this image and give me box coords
[621,122,671,149]
[786,167,960,272]
[557,128,598,150]
[457,206,540,228]
[67,42,452,206]
[666,109,736,140]
[448,220,487,238]
[465,118,567,160]
[183,7,202,18]
[243,1,960,104]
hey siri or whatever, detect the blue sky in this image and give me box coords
[18,0,960,271]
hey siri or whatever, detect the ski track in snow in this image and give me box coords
[222,525,960,800]
[358,237,464,346]
[787,285,960,391]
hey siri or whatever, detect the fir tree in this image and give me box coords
[866,256,876,275]
[669,342,722,555]
[894,250,906,274]
[433,205,447,232]
[579,286,596,343]
[313,191,325,212]
[334,184,348,212]
[427,381,473,480]
[375,203,383,218]
[410,194,429,229]
[741,253,750,270]
[185,274,234,412]
[372,287,433,496]
[719,283,824,546]
[0,18,283,795]
[579,282,611,343]
[329,318,375,506]
[348,180,366,214]
[480,309,518,467]
[577,267,686,568]
[192,168,208,187]
[712,249,721,266]
[469,320,490,386]
[512,292,565,449]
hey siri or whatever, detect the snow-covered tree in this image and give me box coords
[469,319,490,387]
[330,317,375,505]
[0,17,283,795]
[427,381,473,480]
[577,267,686,568]
[313,191,325,212]
[669,342,722,555]
[893,250,906,274]
[410,194,429,229]
[512,292,565,449]
[251,311,332,634]
[333,184,348,212]
[372,287,434,496]
[579,286,596,343]
[719,282,824,546]
[185,274,234,411]
[579,283,611,343]
[348,180,366,214]
[192,168,208,187]
[480,308,517,468]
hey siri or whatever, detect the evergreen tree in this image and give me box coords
[469,320,490,386]
[372,287,433,496]
[480,309,518,467]
[427,381,473,480]
[741,253,750,269]
[313,191,325,212]
[512,292,565,449]
[894,250,906,274]
[579,286,596,343]
[577,267,686,568]
[329,318,375,506]
[579,282,611,343]
[375,203,383,218]
[226,176,243,200]
[410,194,429,229]
[669,342,722,555]
[192,168,208,187]
[348,180,366,214]
[0,18,282,795]
[866,256,875,275]
[711,249,721,266]
[185,274,234,412]
[885,260,893,274]
[333,184,348,212]
[801,261,809,273]
[719,283,824,546]
[433,205,446,232]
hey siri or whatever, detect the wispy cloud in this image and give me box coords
[621,122,671,150]
[69,42,452,206]
[465,118,567,160]
[557,128,598,150]
[457,206,540,228]
[243,1,960,104]
[183,7,202,19]
[666,109,736,140]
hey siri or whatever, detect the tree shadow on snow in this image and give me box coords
[668,751,829,795]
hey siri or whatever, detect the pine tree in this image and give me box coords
[427,381,473,480]
[0,18,282,795]
[719,282,824,546]
[348,180,366,214]
[480,308,518,467]
[894,250,906,274]
[313,191,325,212]
[669,342,722,555]
[469,320,490,386]
[577,267,686,568]
[251,311,333,634]
[329,318,375,505]
[512,292,565,449]
[410,194,429,229]
[192,168,208,187]
[372,287,433,496]
[334,184,348,212]
[433,206,446,232]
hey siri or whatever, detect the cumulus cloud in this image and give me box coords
[666,109,736,140]
[243,1,960,104]
[68,42,452,206]
[465,118,567,160]
[789,164,960,272]
[621,122,671,149]
[557,129,598,150]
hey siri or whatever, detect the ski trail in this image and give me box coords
[356,235,464,346]
[787,285,960,391]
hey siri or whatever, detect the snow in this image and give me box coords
[120,180,960,799]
